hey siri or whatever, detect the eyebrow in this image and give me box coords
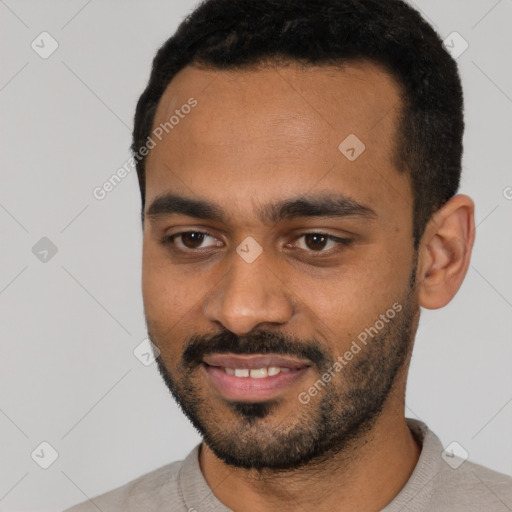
[145,193,377,224]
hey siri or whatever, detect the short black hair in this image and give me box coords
[132,0,464,244]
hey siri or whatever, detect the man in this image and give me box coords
[66,0,512,510]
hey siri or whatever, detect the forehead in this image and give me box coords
[145,61,411,225]
[152,60,402,142]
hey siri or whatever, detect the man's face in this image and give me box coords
[142,62,419,469]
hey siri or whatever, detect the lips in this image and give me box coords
[202,353,313,401]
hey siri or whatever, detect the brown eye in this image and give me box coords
[304,233,328,251]
[292,233,353,253]
[162,231,222,252]
[180,232,205,249]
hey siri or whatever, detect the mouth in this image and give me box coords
[201,353,313,401]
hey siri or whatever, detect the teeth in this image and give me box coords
[224,367,294,377]
[249,368,267,378]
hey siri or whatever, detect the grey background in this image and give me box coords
[0,1,510,511]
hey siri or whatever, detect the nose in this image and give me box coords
[203,249,294,335]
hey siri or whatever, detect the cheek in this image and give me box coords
[142,262,199,365]
[294,247,412,342]
[142,244,202,335]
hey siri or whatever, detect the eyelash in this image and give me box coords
[160,231,353,255]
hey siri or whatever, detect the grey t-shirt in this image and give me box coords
[64,419,512,511]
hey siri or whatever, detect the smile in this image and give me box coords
[201,353,312,401]
[221,366,291,378]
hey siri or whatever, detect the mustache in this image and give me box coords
[182,329,329,369]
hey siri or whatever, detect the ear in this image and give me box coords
[417,194,475,309]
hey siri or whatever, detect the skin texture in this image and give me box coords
[142,62,475,512]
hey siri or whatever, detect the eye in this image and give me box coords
[162,231,222,251]
[292,233,352,252]
[161,230,352,255]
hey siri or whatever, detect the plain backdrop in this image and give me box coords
[0,1,511,510]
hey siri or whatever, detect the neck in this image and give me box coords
[199,397,421,512]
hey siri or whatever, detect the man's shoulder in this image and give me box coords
[63,457,185,512]
[386,419,512,511]
[433,457,512,510]
[456,457,512,487]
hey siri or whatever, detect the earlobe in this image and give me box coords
[417,195,475,309]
